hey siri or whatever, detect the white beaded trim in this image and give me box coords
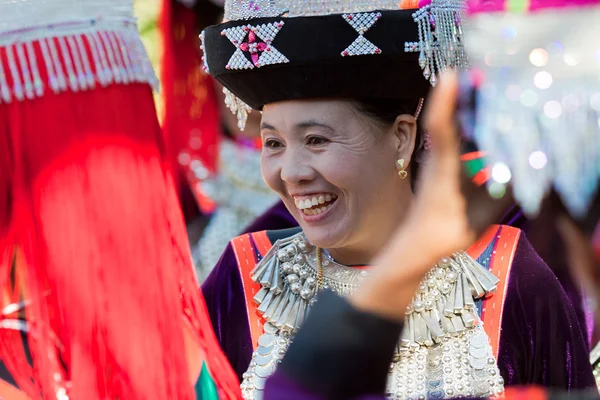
[341,12,383,57]
[0,23,158,103]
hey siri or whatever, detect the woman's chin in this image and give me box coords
[293,200,350,248]
[300,226,344,250]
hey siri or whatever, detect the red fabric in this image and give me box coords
[0,79,240,398]
[159,0,221,215]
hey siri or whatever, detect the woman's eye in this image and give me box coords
[307,136,328,146]
[264,139,283,149]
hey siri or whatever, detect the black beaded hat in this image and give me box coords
[201,0,468,129]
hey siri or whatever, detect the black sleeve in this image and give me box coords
[278,290,403,399]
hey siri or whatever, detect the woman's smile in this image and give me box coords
[293,193,338,216]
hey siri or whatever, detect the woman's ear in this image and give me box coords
[392,114,418,166]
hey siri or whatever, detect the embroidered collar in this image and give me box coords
[251,231,500,351]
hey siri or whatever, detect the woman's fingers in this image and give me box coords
[423,71,513,237]
[424,71,460,160]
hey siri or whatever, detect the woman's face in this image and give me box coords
[261,99,417,261]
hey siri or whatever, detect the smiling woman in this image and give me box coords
[200,0,596,398]
[259,99,419,265]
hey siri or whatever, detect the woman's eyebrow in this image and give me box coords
[295,120,335,132]
[260,120,335,133]
[260,122,277,131]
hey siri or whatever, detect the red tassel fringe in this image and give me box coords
[0,81,240,399]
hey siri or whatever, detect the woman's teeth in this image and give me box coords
[294,194,338,215]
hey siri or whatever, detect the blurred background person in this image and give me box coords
[158,0,296,282]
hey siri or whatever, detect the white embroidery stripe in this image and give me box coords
[16,43,34,99]
[0,53,11,102]
[26,41,44,97]
[75,34,95,88]
[5,45,24,101]
[47,37,68,91]
[67,35,87,90]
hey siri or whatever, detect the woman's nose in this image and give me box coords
[280,151,316,185]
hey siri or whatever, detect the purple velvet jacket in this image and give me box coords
[202,226,595,396]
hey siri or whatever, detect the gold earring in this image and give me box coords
[397,159,408,179]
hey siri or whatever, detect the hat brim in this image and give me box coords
[203,10,430,109]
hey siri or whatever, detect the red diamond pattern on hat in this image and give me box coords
[222,21,289,70]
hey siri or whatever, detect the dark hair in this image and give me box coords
[350,98,426,187]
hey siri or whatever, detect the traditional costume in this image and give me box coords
[199,0,595,398]
[205,226,594,398]
[0,1,241,398]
